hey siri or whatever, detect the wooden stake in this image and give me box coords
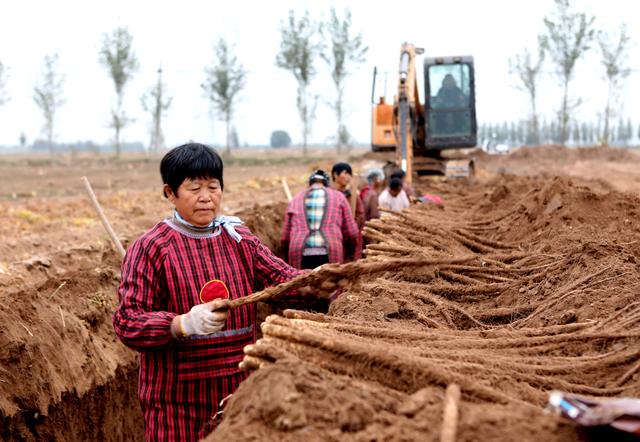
[440,383,461,442]
[81,176,126,259]
[49,281,67,299]
[281,178,293,202]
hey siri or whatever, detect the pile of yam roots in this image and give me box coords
[239,203,640,411]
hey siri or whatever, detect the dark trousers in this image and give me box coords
[300,254,329,270]
[299,254,330,313]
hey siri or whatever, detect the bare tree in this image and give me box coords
[33,54,65,156]
[201,38,246,155]
[99,27,139,158]
[141,67,172,154]
[598,24,631,145]
[541,0,595,145]
[276,10,320,154]
[509,39,545,145]
[0,60,9,106]
[321,7,368,152]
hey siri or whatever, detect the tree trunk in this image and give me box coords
[301,84,308,155]
[560,78,569,146]
[302,118,308,155]
[336,89,343,153]
[225,113,231,155]
[603,80,612,146]
[115,125,121,158]
[47,122,54,156]
[154,108,162,153]
[336,110,342,153]
[529,89,539,145]
[115,97,123,158]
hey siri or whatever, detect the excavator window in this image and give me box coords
[426,63,474,141]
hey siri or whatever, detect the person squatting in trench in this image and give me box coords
[112,142,340,441]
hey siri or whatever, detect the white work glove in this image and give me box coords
[179,299,229,337]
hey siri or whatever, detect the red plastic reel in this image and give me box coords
[199,279,230,303]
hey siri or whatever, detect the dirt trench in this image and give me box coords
[1,365,142,441]
[0,243,143,440]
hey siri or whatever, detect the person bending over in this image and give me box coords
[379,177,411,212]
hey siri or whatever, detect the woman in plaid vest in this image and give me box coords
[281,169,360,270]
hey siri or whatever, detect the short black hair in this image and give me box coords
[390,170,406,180]
[331,162,352,180]
[160,143,224,197]
[389,177,403,191]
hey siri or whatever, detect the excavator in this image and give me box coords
[371,43,477,184]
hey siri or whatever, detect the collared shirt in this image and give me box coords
[379,189,411,212]
[113,219,302,441]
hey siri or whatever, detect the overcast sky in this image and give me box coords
[0,0,638,148]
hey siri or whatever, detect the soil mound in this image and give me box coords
[212,359,592,442]
[235,202,287,259]
[477,175,640,244]
[3,151,640,441]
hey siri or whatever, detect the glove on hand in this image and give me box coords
[179,299,229,337]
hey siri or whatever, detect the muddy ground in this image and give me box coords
[0,145,639,441]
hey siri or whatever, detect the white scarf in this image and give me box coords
[174,210,244,243]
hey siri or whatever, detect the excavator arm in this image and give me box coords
[396,44,426,185]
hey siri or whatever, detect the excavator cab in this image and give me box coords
[424,56,477,150]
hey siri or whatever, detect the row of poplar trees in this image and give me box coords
[0,8,367,157]
[480,118,639,147]
[509,0,633,146]
[0,30,166,157]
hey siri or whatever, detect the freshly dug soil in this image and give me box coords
[212,359,633,442]
[0,246,143,441]
[234,201,288,259]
